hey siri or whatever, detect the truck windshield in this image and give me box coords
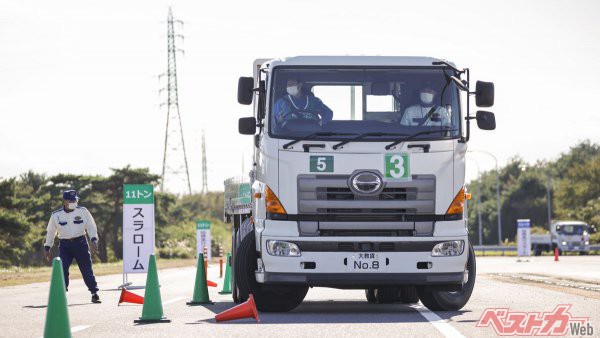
[269,67,461,140]
[556,224,589,235]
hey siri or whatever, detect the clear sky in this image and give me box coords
[1,0,599,193]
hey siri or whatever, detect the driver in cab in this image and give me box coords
[400,84,451,127]
[273,78,333,128]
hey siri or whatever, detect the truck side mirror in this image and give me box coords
[475,81,494,107]
[476,111,496,130]
[239,117,257,135]
[238,77,254,105]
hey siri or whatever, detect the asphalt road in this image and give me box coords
[1,256,599,338]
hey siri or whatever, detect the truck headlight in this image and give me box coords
[432,240,465,257]
[266,240,301,257]
[585,241,589,245]
[561,241,567,246]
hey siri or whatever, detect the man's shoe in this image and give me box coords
[91,293,101,303]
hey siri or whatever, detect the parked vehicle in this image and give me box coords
[531,221,591,255]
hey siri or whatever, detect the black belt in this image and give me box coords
[60,235,86,242]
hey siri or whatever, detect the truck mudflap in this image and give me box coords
[258,271,464,288]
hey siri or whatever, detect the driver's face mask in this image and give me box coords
[420,92,434,105]
[287,84,300,96]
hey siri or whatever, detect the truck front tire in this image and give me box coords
[417,243,476,311]
[234,231,308,312]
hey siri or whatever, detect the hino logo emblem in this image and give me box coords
[349,171,383,195]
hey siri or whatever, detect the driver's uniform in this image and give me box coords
[273,94,333,127]
[400,105,450,126]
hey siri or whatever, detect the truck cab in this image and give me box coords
[230,56,495,312]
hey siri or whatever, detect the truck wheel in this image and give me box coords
[235,231,308,312]
[417,243,476,311]
[231,228,241,303]
[365,288,376,303]
[374,287,397,304]
[399,286,419,304]
[534,246,542,256]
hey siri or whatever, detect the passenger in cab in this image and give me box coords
[273,77,333,128]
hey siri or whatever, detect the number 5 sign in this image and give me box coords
[384,153,410,179]
[310,156,334,172]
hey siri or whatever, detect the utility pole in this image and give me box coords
[201,131,208,194]
[160,7,192,195]
[469,150,502,245]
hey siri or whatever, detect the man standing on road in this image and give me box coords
[44,190,101,303]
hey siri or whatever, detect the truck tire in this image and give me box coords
[374,287,397,304]
[534,246,542,256]
[399,286,419,304]
[231,228,240,303]
[235,231,308,312]
[417,243,476,311]
[365,288,376,303]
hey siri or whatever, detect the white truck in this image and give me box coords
[531,221,591,255]
[227,56,495,312]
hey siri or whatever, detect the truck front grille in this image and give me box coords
[298,174,435,216]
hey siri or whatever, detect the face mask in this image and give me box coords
[287,85,300,96]
[420,92,434,105]
[68,202,78,210]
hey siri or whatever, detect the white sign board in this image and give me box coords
[196,220,211,260]
[123,184,155,274]
[517,219,531,257]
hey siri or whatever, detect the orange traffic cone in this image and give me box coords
[554,247,559,262]
[215,294,260,323]
[207,280,217,287]
[118,288,144,305]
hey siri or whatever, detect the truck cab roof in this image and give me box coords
[261,55,454,68]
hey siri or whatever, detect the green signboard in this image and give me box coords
[196,220,211,230]
[310,155,334,173]
[123,184,154,204]
[384,153,410,179]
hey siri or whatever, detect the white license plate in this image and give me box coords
[348,253,386,272]
[574,246,580,250]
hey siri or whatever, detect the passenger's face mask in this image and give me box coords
[287,85,300,96]
[420,92,434,105]
[67,202,78,210]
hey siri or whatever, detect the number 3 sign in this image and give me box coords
[384,153,410,179]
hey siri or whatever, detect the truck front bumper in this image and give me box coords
[256,235,469,287]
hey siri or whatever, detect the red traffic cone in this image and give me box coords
[215,294,260,323]
[207,280,218,287]
[554,247,559,262]
[118,288,144,305]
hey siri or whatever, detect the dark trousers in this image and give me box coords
[59,236,99,294]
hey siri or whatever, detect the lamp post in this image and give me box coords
[467,157,483,245]
[468,150,502,245]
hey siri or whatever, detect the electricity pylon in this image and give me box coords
[159,7,192,195]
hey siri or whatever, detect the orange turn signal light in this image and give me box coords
[265,186,286,215]
[465,193,472,200]
[446,187,465,215]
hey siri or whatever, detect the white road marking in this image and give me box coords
[163,296,186,305]
[37,325,90,338]
[411,304,465,338]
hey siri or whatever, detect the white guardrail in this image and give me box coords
[474,245,600,256]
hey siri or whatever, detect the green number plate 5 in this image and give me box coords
[310,156,334,172]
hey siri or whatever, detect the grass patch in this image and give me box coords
[0,258,197,287]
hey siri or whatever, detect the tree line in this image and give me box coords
[466,140,599,245]
[0,166,230,267]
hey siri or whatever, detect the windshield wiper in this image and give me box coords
[385,128,458,150]
[282,132,357,149]
[332,132,408,150]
